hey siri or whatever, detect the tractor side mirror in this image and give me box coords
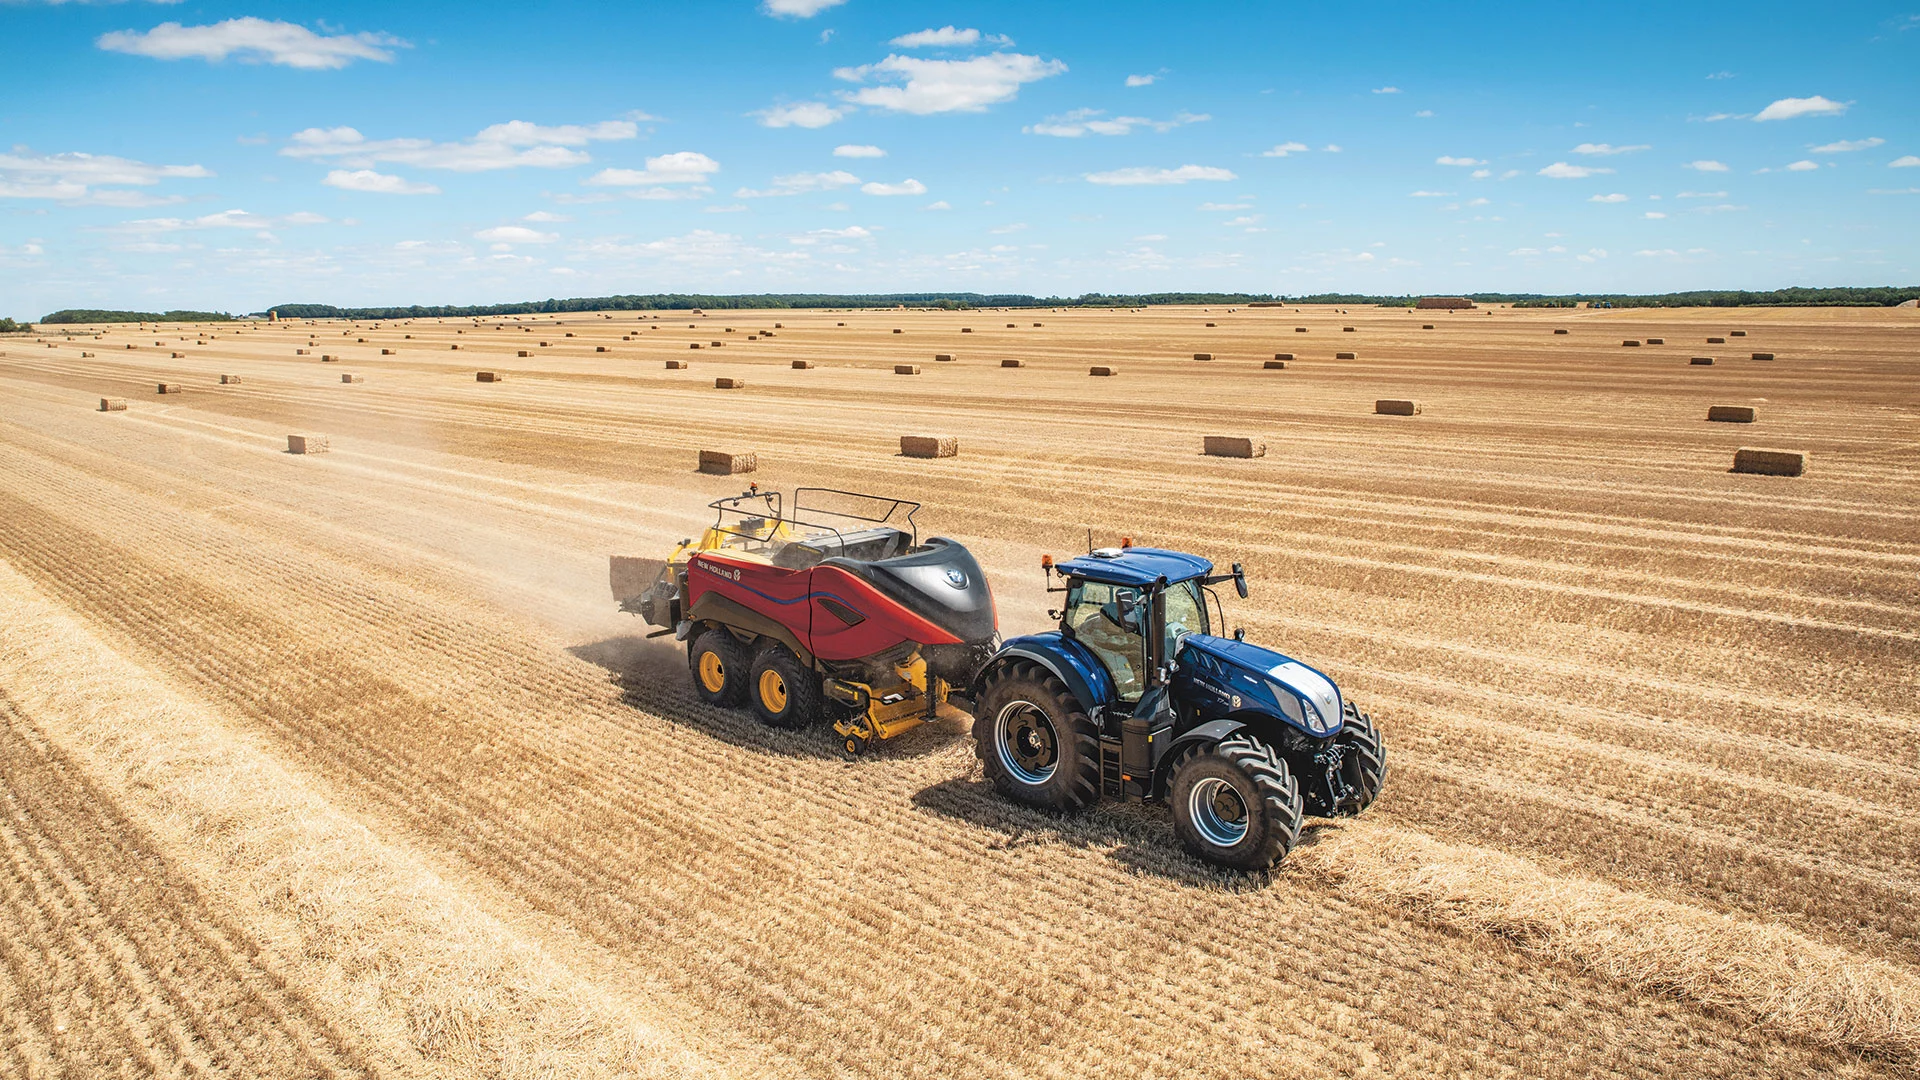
[1233,627,1247,642]
[1232,563,1249,599]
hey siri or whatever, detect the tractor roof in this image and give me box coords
[1057,547,1213,588]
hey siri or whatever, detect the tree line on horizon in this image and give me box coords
[29,285,1917,325]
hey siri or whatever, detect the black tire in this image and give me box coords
[1332,701,1386,816]
[688,628,750,707]
[748,642,822,730]
[1170,734,1303,870]
[974,661,1100,812]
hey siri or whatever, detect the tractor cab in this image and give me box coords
[1050,546,1218,710]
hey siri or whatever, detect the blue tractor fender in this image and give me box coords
[971,632,1116,719]
[1154,717,1248,789]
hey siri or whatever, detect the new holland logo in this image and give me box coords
[697,560,741,583]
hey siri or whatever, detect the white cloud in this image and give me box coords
[1198,202,1251,211]
[923,200,951,210]
[1892,156,1920,168]
[789,225,873,245]
[0,148,209,203]
[321,168,438,194]
[97,18,405,70]
[1571,143,1651,155]
[1706,71,1735,80]
[754,101,848,128]
[762,0,845,16]
[1125,73,1156,87]
[890,26,980,47]
[283,120,633,172]
[1589,192,1629,203]
[1466,197,1489,206]
[833,144,886,158]
[1810,137,1883,153]
[703,204,748,213]
[1323,144,1342,153]
[834,52,1065,114]
[1576,247,1607,263]
[1636,248,1680,256]
[1868,187,1920,195]
[474,225,556,244]
[1260,141,1310,157]
[1085,164,1236,185]
[734,169,860,197]
[582,151,720,187]
[1684,160,1730,172]
[861,178,927,196]
[1372,86,1400,94]
[1754,95,1847,121]
[1509,247,1541,256]
[989,222,1028,233]
[1435,155,1484,166]
[1409,190,1454,197]
[1470,168,1491,179]
[112,208,326,234]
[1784,159,1820,171]
[523,210,571,222]
[1677,190,1727,198]
[1414,109,1434,118]
[1538,162,1613,178]
[1025,109,1207,137]
[1645,212,1667,219]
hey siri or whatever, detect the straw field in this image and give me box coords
[1,303,1916,1078]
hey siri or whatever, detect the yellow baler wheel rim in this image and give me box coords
[698,650,727,693]
[759,669,788,713]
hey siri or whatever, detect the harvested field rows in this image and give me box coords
[1,304,1916,1078]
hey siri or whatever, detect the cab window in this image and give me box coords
[1064,579,1145,702]
[1163,579,1208,659]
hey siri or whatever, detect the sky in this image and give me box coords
[1,0,1917,317]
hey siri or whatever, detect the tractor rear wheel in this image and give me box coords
[975,662,1100,812]
[748,642,822,730]
[688,628,750,707]
[1170,734,1303,870]
[1332,702,1386,816]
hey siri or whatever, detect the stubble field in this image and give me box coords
[1,302,1916,1079]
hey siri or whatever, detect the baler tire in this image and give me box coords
[1332,702,1386,816]
[975,661,1100,813]
[748,642,822,730]
[688,628,750,707]
[1170,734,1303,870]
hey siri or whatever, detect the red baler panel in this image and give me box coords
[685,553,961,664]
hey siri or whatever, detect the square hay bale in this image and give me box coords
[1089,365,1117,376]
[126,344,135,349]
[1264,360,1288,369]
[1203,436,1266,458]
[1273,352,1294,361]
[1193,352,1213,361]
[1295,326,1308,332]
[961,327,973,333]
[838,322,847,326]
[518,350,532,357]
[596,346,608,352]
[774,323,784,329]
[99,398,127,412]
[382,348,395,355]
[1032,322,1043,327]
[689,343,702,349]
[1001,359,1026,368]
[81,351,94,358]
[934,353,955,362]
[791,360,815,369]
[1622,340,1641,347]
[321,354,337,362]
[1691,357,1715,366]
[297,348,310,355]
[1422,324,1435,329]
[715,377,745,389]
[539,341,550,347]
[1708,405,1756,423]
[1707,336,1726,344]
[665,360,688,370]
[171,351,186,358]
[711,341,724,347]
[698,450,756,475]
[1375,399,1421,416]
[900,435,958,458]
[342,374,363,383]
[893,328,904,334]
[450,344,460,350]
[1646,338,1665,345]
[220,374,241,385]
[1007,323,1017,328]
[476,371,502,382]
[1336,351,1357,360]
[1554,328,1570,335]
[1751,352,1776,361]
[1205,322,1217,327]
[1342,326,1355,332]
[287,434,329,454]
[1731,330,1747,337]
[156,383,182,394]
[565,332,575,337]
[894,364,921,375]
[1732,447,1804,476]
[747,335,758,341]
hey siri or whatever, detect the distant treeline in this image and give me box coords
[41,309,236,324]
[1287,287,1918,307]
[260,292,1287,319]
[0,317,31,333]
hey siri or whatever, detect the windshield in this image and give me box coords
[1064,579,1146,702]
[1164,579,1208,658]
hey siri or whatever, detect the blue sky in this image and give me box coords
[1,0,1916,316]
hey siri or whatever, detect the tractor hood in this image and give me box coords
[1181,635,1345,737]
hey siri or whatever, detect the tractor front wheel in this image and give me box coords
[748,642,822,730]
[1170,734,1304,870]
[1332,702,1386,816]
[688,629,750,707]
[975,662,1100,812]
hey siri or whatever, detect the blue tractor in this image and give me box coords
[968,544,1386,870]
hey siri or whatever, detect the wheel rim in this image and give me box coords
[758,669,788,712]
[697,651,727,693]
[1188,777,1250,847]
[995,701,1058,785]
